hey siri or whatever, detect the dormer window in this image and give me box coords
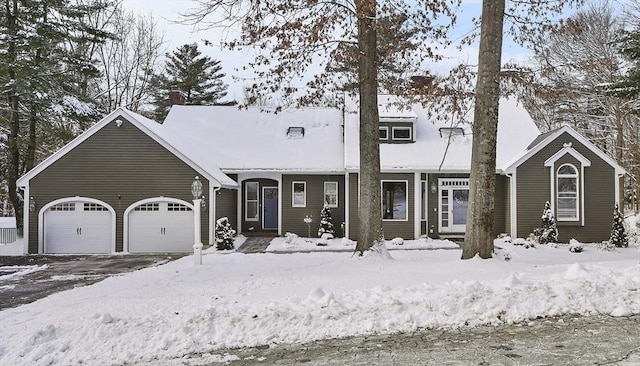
[392,126,412,141]
[379,126,388,140]
[439,127,465,137]
[287,126,305,138]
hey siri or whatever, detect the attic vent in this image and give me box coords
[287,126,305,138]
[439,127,465,137]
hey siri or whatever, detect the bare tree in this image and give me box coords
[91,4,165,113]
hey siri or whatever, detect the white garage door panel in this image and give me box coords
[44,202,112,254]
[129,201,194,253]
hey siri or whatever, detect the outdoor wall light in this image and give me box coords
[430,182,437,194]
[191,176,203,201]
[29,196,36,213]
[115,119,123,127]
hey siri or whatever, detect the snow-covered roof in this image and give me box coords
[162,106,345,172]
[17,108,238,189]
[344,96,540,172]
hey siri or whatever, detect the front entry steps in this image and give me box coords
[237,237,273,253]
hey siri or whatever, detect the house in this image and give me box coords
[15,96,625,254]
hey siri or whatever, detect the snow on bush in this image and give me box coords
[609,204,629,248]
[284,232,298,244]
[534,201,558,244]
[317,203,335,238]
[569,238,584,253]
[215,217,236,251]
[341,237,355,246]
[390,237,404,246]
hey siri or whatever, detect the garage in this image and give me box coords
[127,199,194,253]
[43,200,113,254]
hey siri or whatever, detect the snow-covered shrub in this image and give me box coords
[497,233,512,243]
[569,238,583,253]
[513,237,535,249]
[317,203,336,238]
[341,237,355,246]
[390,237,404,246]
[597,240,615,251]
[534,201,558,244]
[609,204,629,248]
[284,232,298,244]
[215,217,236,250]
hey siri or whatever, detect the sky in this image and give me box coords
[121,0,535,102]
[1,233,640,365]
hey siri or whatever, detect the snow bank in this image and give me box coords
[0,242,639,365]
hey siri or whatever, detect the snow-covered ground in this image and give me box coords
[1,231,640,365]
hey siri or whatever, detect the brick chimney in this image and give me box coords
[169,88,186,106]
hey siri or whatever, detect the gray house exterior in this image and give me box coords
[15,97,625,254]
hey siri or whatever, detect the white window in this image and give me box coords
[379,126,388,140]
[324,182,338,207]
[382,181,408,221]
[292,181,306,207]
[245,182,259,221]
[392,126,412,141]
[557,164,578,220]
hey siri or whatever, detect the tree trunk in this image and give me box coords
[6,0,23,229]
[461,0,506,260]
[354,0,384,254]
[25,106,37,172]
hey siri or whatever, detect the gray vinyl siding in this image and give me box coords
[494,175,507,236]
[516,132,616,242]
[28,116,209,253]
[347,172,414,241]
[348,173,359,240]
[216,188,238,231]
[505,176,511,235]
[240,178,278,233]
[281,174,346,238]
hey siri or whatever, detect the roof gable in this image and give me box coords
[504,125,625,175]
[544,143,591,168]
[17,108,237,188]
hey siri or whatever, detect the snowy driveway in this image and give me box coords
[0,254,185,310]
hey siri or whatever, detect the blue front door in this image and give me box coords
[263,187,278,230]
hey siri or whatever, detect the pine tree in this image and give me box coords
[150,43,233,120]
[0,0,112,227]
[609,204,629,248]
[215,217,236,250]
[317,203,335,238]
[538,201,559,244]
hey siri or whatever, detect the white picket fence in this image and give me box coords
[0,217,17,244]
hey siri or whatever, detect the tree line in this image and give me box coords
[0,0,232,226]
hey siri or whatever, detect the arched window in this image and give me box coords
[557,164,578,220]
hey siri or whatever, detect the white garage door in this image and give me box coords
[128,201,194,253]
[44,201,112,254]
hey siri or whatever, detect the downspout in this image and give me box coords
[22,184,29,254]
[506,172,517,239]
